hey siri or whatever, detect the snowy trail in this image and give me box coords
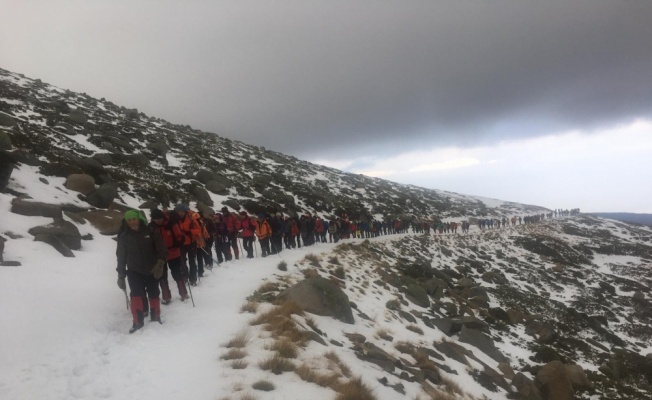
[0,213,349,400]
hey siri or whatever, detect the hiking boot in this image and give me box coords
[162,299,172,305]
[180,293,189,301]
[129,323,144,334]
[190,281,197,287]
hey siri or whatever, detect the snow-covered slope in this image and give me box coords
[1,67,651,400]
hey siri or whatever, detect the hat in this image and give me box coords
[174,203,189,212]
[151,209,165,220]
[258,213,265,219]
[239,211,248,216]
[221,206,229,213]
[124,210,141,220]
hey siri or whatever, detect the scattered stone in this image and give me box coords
[278,277,354,324]
[1,261,21,267]
[28,220,82,250]
[497,362,515,380]
[83,183,118,208]
[65,174,96,195]
[0,111,17,127]
[11,197,63,219]
[535,361,592,400]
[632,291,645,302]
[458,326,507,362]
[34,233,74,257]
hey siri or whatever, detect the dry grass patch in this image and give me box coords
[239,394,258,400]
[221,348,247,360]
[302,267,320,279]
[295,364,341,388]
[375,328,393,342]
[252,380,275,391]
[250,300,311,346]
[440,376,465,397]
[419,383,459,400]
[335,376,377,400]
[328,256,341,265]
[240,301,258,314]
[270,338,299,359]
[258,354,296,375]
[247,282,280,303]
[324,351,352,376]
[230,360,248,369]
[224,328,252,349]
[395,341,416,355]
[407,324,424,335]
[333,265,346,279]
[304,253,322,267]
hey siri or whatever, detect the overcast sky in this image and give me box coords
[2,1,652,212]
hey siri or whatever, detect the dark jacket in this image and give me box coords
[116,221,168,277]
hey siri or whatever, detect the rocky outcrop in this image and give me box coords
[458,325,507,362]
[535,361,592,400]
[65,174,96,195]
[0,111,17,127]
[83,183,118,208]
[77,209,123,235]
[11,197,63,219]
[278,277,354,324]
[28,220,82,251]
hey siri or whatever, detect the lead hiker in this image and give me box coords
[116,209,168,333]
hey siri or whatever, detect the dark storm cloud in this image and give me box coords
[3,1,652,159]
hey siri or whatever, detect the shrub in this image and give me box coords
[252,380,275,391]
[305,253,321,268]
[230,359,248,369]
[224,328,252,349]
[277,261,287,271]
[240,301,258,314]
[258,355,296,375]
[333,266,346,279]
[406,324,424,335]
[271,339,299,359]
[295,364,340,388]
[386,299,401,310]
[221,348,247,360]
[335,377,377,400]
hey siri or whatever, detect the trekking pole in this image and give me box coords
[238,238,244,256]
[254,237,258,257]
[123,288,129,310]
[186,278,196,307]
[199,246,215,273]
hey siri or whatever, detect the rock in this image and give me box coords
[0,152,14,191]
[356,342,396,372]
[138,200,159,209]
[0,130,12,151]
[66,109,88,124]
[564,364,593,391]
[28,220,82,250]
[632,291,645,302]
[398,310,417,324]
[507,309,525,324]
[458,277,475,288]
[65,174,96,195]
[278,277,354,324]
[481,270,508,284]
[196,170,218,184]
[125,108,139,119]
[458,326,507,362]
[11,198,63,219]
[433,340,470,366]
[191,186,213,206]
[0,235,5,262]
[77,209,124,235]
[512,373,543,400]
[1,261,22,267]
[535,362,574,400]
[404,283,429,308]
[343,332,366,344]
[124,154,150,167]
[149,140,168,155]
[488,307,510,323]
[0,111,17,127]
[34,234,75,257]
[497,362,515,380]
[83,183,118,208]
[551,263,565,273]
[92,153,112,165]
[205,180,229,195]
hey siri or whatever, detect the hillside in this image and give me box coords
[1,67,651,400]
[589,213,652,228]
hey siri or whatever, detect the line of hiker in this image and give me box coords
[115,205,411,333]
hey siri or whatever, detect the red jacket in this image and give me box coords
[240,216,255,238]
[151,217,183,260]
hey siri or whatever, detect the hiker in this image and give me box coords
[174,204,201,286]
[239,211,256,259]
[213,212,231,263]
[270,212,286,254]
[222,207,241,260]
[116,209,168,333]
[255,213,272,257]
[150,209,188,304]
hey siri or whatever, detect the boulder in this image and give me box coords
[65,174,96,195]
[66,109,88,124]
[124,154,150,167]
[536,364,574,400]
[0,151,14,190]
[512,373,543,400]
[196,170,218,185]
[92,153,112,165]
[77,209,124,235]
[632,291,645,302]
[191,186,213,206]
[0,111,17,127]
[458,326,507,362]
[277,277,354,324]
[34,234,75,257]
[205,180,229,195]
[83,183,118,208]
[11,198,63,219]
[0,130,12,151]
[28,220,81,250]
[404,283,430,308]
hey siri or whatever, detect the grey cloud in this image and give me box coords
[3,1,652,160]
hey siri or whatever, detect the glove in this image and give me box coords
[152,259,165,279]
[117,277,126,290]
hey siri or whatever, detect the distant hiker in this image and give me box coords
[239,211,256,259]
[270,212,286,254]
[173,204,201,286]
[150,209,188,304]
[212,212,231,263]
[255,213,272,257]
[222,207,241,260]
[116,209,168,333]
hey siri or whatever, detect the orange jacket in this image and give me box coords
[255,219,272,240]
[177,212,202,246]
